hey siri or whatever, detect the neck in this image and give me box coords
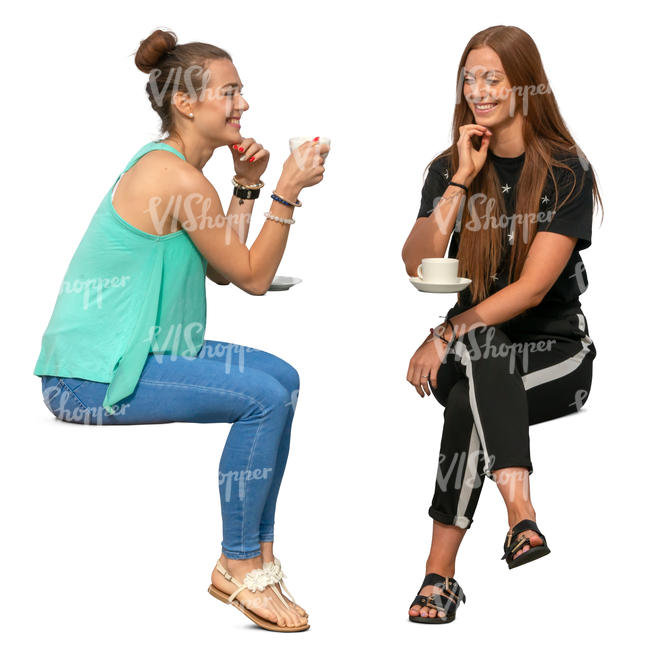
[161,131,221,170]
[488,113,525,157]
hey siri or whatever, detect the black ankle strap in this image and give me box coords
[511,519,541,537]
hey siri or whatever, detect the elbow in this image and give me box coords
[527,287,548,309]
[404,261,418,278]
[402,244,418,277]
[243,279,268,296]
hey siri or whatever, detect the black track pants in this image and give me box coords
[429,310,596,529]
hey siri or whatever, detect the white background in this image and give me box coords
[3,0,647,647]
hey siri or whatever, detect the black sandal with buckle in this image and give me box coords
[502,519,551,570]
[408,573,466,624]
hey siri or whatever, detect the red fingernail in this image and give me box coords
[249,156,255,162]
[313,136,320,142]
[232,145,238,150]
[240,146,245,152]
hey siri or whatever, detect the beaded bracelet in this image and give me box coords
[271,192,302,208]
[265,211,295,225]
[232,176,264,190]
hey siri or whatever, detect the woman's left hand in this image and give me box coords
[407,335,448,397]
[231,137,270,184]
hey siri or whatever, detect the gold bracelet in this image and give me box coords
[232,176,264,190]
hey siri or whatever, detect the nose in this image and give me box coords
[237,94,249,112]
[468,79,490,102]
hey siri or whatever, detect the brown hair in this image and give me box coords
[427,25,604,306]
[134,29,232,136]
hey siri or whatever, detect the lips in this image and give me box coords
[474,102,497,113]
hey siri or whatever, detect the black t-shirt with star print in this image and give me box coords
[415,148,595,329]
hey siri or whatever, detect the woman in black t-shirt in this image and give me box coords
[401,25,602,625]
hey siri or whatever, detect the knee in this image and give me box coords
[268,356,300,396]
[444,379,471,420]
[257,374,294,415]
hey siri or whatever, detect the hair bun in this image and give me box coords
[135,29,178,73]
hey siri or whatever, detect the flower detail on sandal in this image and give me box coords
[242,567,274,593]
[263,558,297,606]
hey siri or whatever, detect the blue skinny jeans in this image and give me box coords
[40,340,300,560]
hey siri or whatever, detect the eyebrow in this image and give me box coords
[464,69,504,76]
[222,82,244,89]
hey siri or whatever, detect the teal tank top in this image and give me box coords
[34,141,207,414]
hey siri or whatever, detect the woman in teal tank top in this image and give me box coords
[34,29,329,633]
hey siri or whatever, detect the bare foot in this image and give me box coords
[211,555,308,629]
[259,543,308,618]
[408,582,452,621]
[508,527,544,560]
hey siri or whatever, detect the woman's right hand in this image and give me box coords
[280,138,330,191]
[455,123,492,185]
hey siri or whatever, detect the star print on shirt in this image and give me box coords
[443,169,449,179]
[491,273,499,282]
[507,231,515,244]
[541,194,550,204]
[501,183,511,194]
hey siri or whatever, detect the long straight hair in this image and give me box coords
[427,25,604,305]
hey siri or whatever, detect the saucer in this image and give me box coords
[269,275,302,291]
[409,276,472,293]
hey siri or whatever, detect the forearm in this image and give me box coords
[246,180,301,293]
[402,174,469,276]
[439,279,541,342]
[226,192,254,244]
[206,188,255,285]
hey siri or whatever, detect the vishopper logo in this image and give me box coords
[289,140,326,172]
[58,275,131,309]
[43,385,130,424]
[144,193,250,243]
[455,64,554,118]
[436,450,493,492]
[429,191,556,245]
[569,388,590,411]
[146,326,257,372]
[465,194,556,244]
[219,467,273,502]
[493,467,531,501]
[451,326,558,375]
[569,259,588,293]
[284,388,299,413]
[148,65,234,109]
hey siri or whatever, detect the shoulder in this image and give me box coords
[425,150,453,182]
[137,150,216,196]
[546,150,594,198]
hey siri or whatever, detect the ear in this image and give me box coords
[171,91,194,119]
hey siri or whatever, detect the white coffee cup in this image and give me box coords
[289,136,330,160]
[417,258,459,284]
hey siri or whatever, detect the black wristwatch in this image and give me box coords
[233,185,260,201]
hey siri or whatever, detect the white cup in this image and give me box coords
[289,136,330,160]
[417,258,459,284]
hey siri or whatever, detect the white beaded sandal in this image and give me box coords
[262,557,307,617]
[207,560,310,632]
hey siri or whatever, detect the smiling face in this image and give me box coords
[181,58,249,145]
[463,46,516,127]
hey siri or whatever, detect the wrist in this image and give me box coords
[430,324,450,346]
[452,171,473,186]
[235,175,262,186]
[275,179,301,203]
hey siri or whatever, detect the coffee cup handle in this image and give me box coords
[417,264,423,280]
